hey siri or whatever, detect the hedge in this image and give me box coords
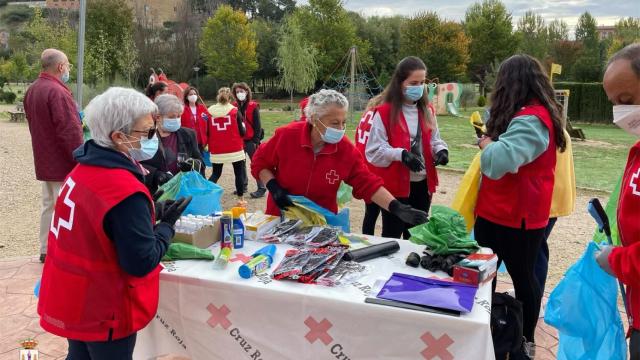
[554,82,613,124]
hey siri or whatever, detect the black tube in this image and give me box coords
[343,241,400,262]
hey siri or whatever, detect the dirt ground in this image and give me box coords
[0,116,606,290]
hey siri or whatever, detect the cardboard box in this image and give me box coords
[453,253,498,286]
[173,220,220,249]
[244,212,280,241]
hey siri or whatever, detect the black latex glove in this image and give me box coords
[178,158,203,173]
[401,150,425,172]
[158,196,192,226]
[389,199,429,225]
[154,199,175,221]
[155,171,173,188]
[434,149,449,166]
[266,179,294,210]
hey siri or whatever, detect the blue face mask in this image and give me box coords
[163,118,181,132]
[404,85,424,102]
[317,120,345,144]
[61,71,70,83]
[124,135,158,161]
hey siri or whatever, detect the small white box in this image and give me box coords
[244,212,280,241]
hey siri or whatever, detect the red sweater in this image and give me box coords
[24,73,83,181]
[180,103,210,147]
[610,141,640,330]
[251,121,384,216]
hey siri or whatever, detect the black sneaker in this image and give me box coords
[39,254,46,263]
[250,188,266,198]
[233,188,249,196]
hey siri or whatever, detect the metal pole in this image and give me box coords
[76,0,86,108]
[349,46,355,122]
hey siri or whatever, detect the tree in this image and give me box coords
[85,0,137,84]
[254,0,296,22]
[1,5,34,27]
[200,5,258,85]
[515,11,547,60]
[399,12,470,82]
[608,17,640,57]
[548,40,583,81]
[293,0,369,83]
[464,0,517,93]
[573,12,601,81]
[276,15,318,104]
[547,19,569,43]
[251,18,280,81]
[161,3,203,81]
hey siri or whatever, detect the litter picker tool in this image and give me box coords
[587,198,630,316]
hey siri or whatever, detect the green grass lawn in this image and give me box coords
[260,106,635,192]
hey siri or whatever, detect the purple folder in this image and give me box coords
[376,272,478,313]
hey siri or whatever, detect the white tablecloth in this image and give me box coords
[134,236,495,360]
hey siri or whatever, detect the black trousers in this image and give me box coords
[534,217,557,293]
[630,329,640,360]
[474,216,545,343]
[244,141,265,190]
[380,180,431,239]
[362,202,381,235]
[209,160,247,196]
[67,333,136,360]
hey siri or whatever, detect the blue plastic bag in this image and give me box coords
[201,150,212,167]
[544,241,626,360]
[289,196,350,232]
[159,171,223,215]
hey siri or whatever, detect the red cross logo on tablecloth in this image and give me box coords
[325,170,340,185]
[206,303,231,330]
[304,316,333,345]
[230,253,252,263]
[630,167,640,196]
[420,332,453,360]
[212,115,232,131]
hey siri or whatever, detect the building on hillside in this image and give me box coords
[45,0,79,10]
[128,0,184,27]
[596,26,616,40]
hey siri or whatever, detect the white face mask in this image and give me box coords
[613,105,640,137]
[188,94,198,103]
[236,92,247,101]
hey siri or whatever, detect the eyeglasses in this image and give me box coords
[67,63,73,70]
[131,126,156,139]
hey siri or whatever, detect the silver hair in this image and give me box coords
[154,94,184,116]
[84,87,158,148]
[304,89,349,123]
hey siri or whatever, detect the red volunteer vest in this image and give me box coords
[233,101,259,141]
[207,107,244,155]
[615,141,640,329]
[37,165,161,341]
[180,104,209,146]
[475,104,556,229]
[354,109,379,174]
[374,102,438,197]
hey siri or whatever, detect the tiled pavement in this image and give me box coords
[0,256,563,360]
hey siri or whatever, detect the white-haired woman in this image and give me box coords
[141,94,204,193]
[251,89,429,227]
[37,87,190,359]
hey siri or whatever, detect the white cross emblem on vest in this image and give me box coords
[213,115,232,131]
[630,167,640,196]
[50,177,76,239]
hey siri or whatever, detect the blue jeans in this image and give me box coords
[534,217,557,293]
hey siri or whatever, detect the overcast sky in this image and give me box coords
[302,0,640,30]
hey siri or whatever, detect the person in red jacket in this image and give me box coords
[365,56,448,239]
[181,86,210,151]
[232,82,266,198]
[38,87,190,359]
[299,96,309,122]
[597,43,640,359]
[354,94,384,235]
[251,89,428,228]
[24,48,84,263]
[475,54,567,356]
[207,87,247,203]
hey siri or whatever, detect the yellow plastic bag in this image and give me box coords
[451,151,481,232]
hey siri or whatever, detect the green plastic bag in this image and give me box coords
[409,205,479,255]
[162,243,215,261]
[593,175,622,246]
[337,181,353,207]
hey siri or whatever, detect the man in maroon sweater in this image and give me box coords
[24,48,83,263]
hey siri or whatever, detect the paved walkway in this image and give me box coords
[0,256,560,359]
